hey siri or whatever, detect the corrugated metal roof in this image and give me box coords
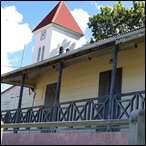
[96,25,145,43]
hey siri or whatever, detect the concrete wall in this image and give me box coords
[33,41,145,106]
[2,132,128,145]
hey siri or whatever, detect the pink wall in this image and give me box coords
[2,132,128,145]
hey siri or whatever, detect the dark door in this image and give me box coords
[98,68,122,119]
[98,70,111,119]
[42,83,57,133]
[44,83,57,108]
[97,68,122,132]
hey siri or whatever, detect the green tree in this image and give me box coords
[88,1,145,43]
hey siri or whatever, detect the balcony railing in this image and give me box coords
[1,90,145,132]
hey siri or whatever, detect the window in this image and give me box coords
[41,46,45,61]
[37,46,45,62]
[59,46,64,54]
[37,47,41,62]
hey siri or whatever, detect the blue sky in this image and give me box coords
[1,1,134,92]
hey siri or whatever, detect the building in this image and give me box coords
[1,86,34,111]
[1,1,145,134]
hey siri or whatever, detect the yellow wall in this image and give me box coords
[118,42,145,92]
[34,41,145,105]
[34,69,58,106]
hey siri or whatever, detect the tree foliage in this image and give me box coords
[88,1,145,43]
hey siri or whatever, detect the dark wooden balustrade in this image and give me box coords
[1,91,145,132]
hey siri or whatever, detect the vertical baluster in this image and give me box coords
[42,108,45,122]
[5,112,9,124]
[38,108,41,122]
[73,104,76,121]
[19,109,22,123]
[30,108,33,122]
[56,104,59,121]
[60,107,63,121]
[71,103,75,121]
[55,105,58,121]
[130,98,134,112]
[42,109,45,122]
[34,108,37,122]
[50,107,54,121]
[67,105,70,121]
[40,107,44,122]
[84,104,87,120]
[141,94,144,109]
[136,94,139,110]
[87,101,91,120]
[115,98,119,119]
[91,100,94,120]
[26,109,29,123]
[70,103,73,121]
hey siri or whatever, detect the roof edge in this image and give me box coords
[1,85,16,95]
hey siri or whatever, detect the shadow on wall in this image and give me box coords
[49,39,76,57]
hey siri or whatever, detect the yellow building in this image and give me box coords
[1,26,145,125]
[1,1,145,133]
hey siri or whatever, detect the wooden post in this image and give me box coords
[17,74,26,109]
[14,74,26,133]
[53,62,63,122]
[129,110,145,145]
[107,44,119,131]
[56,62,63,102]
[15,74,26,124]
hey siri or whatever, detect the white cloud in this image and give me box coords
[1,53,12,74]
[71,9,90,48]
[90,1,102,10]
[9,56,20,63]
[1,6,33,74]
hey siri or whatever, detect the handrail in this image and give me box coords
[1,119,129,129]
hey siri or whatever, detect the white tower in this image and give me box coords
[32,1,84,63]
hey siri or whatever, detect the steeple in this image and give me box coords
[32,1,84,36]
[32,1,84,63]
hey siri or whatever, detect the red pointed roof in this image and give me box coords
[32,1,84,36]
